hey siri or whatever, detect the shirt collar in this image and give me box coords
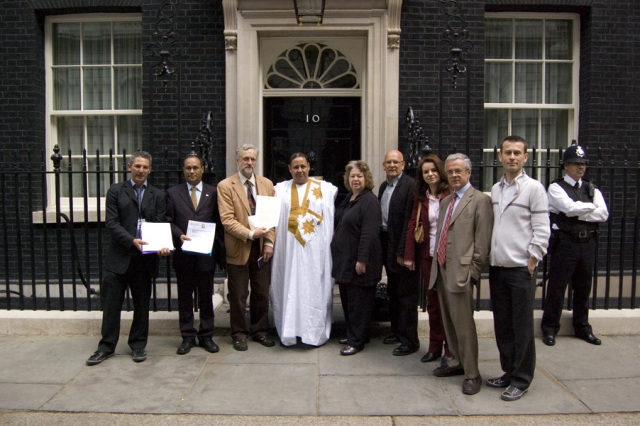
[454,181,472,198]
[187,181,202,192]
[500,170,526,187]
[563,174,580,187]
[238,172,255,186]
[387,173,402,187]
[130,179,147,189]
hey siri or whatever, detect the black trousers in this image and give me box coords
[175,268,214,339]
[541,237,596,337]
[381,232,419,349]
[98,255,153,353]
[226,240,271,339]
[339,282,376,348]
[489,266,536,390]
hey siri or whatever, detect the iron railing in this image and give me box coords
[1,145,638,312]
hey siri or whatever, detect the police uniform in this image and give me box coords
[541,145,609,345]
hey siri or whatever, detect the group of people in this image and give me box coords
[85,137,608,403]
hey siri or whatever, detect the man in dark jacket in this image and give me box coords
[166,153,225,355]
[378,150,419,356]
[86,151,171,365]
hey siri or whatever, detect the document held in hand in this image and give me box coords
[140,222,174,253]
[181,220,217,256]
[249,195,281,230]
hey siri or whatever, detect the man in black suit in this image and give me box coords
[378,150,419,356]
[86,151,171,365]
[166,153,225,355]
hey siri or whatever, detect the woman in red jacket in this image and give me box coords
[403,155,453,364]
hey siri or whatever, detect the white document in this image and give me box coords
[253,195,281,229]
[181,220,217,256]
[140,222,174,253]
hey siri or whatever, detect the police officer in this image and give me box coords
[541,144,609,346]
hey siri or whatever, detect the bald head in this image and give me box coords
[383,150,405,180]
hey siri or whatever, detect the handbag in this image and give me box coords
[414,202,424,243]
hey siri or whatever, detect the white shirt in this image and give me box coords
[548,175,609,229]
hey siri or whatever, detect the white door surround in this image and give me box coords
[223,0,402,184]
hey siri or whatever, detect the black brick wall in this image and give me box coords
[1,0,638,307]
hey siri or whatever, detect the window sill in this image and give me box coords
[32,207,107,224]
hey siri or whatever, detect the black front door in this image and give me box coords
[263,96,361,198]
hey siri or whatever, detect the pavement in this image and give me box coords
[1,305,640,425]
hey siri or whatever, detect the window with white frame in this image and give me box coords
[484,13,579,190]
[46,14,142,205]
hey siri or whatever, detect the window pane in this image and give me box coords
[485,18,512,59]
[114,67,142,109]
[484,109,509,148]
[57,116,84,153]
[117,116,141,155]
[83,67,111,109]
[88,158,111,197]
[541,109,569,149]
[545,63,572,104]
[515,19,542,59]
[515,63,541,103]
[87,116,114,154]
[512,109,538,144]
[485,63,512,103]
[53,68,81,110]
[53,23,80,65]
[59,158,85,197]
[113,21,141,64]
[546,20,573,60]
[82,22,111,65]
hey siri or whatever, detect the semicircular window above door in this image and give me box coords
[265,43,360,89]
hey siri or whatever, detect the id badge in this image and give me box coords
[137,218,146,238]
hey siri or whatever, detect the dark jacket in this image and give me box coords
[378,173,414,273]
[331,189,382,286]
[104,180,166,276]
[165,182,226,272]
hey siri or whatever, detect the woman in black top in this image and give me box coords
[331,160,382,355]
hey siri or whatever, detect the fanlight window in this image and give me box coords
[265,43,359,89]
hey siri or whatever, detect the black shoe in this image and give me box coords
[86,350,113,366]
[177,338,196,355]
[252,334,275,347]
[501,385,528,401]
[383,335,399,345]
[232,337,248,351]
[198,337,220,353]
[340,345,363,356]
[440,355,453,367]
[462,376,482,395]
[420,352,441,363]
[578,333,602,345]
[132,348,147,362]
[433,364,464,377]
[393,344,419,356]
[486,375,510,388]
[542,335,556,346]
[339,338,348,344]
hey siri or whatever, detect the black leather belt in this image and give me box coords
[556,230,597,243]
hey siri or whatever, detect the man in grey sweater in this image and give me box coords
[487,135,550,401]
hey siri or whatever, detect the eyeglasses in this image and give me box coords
[446,169,469,176]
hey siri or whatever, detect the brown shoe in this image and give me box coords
[252,334,275,347]
[232,337,248,351]
[462,376,482,395]
[433,364,465,377]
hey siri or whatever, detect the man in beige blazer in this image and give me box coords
[218,144,276,351]
[429,153,493,395]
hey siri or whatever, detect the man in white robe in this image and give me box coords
[271,153,338,346]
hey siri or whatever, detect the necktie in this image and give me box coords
[437,193,458,266]
[574,182,580,189]
[246,180,256,215]
[190,186,198,209]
